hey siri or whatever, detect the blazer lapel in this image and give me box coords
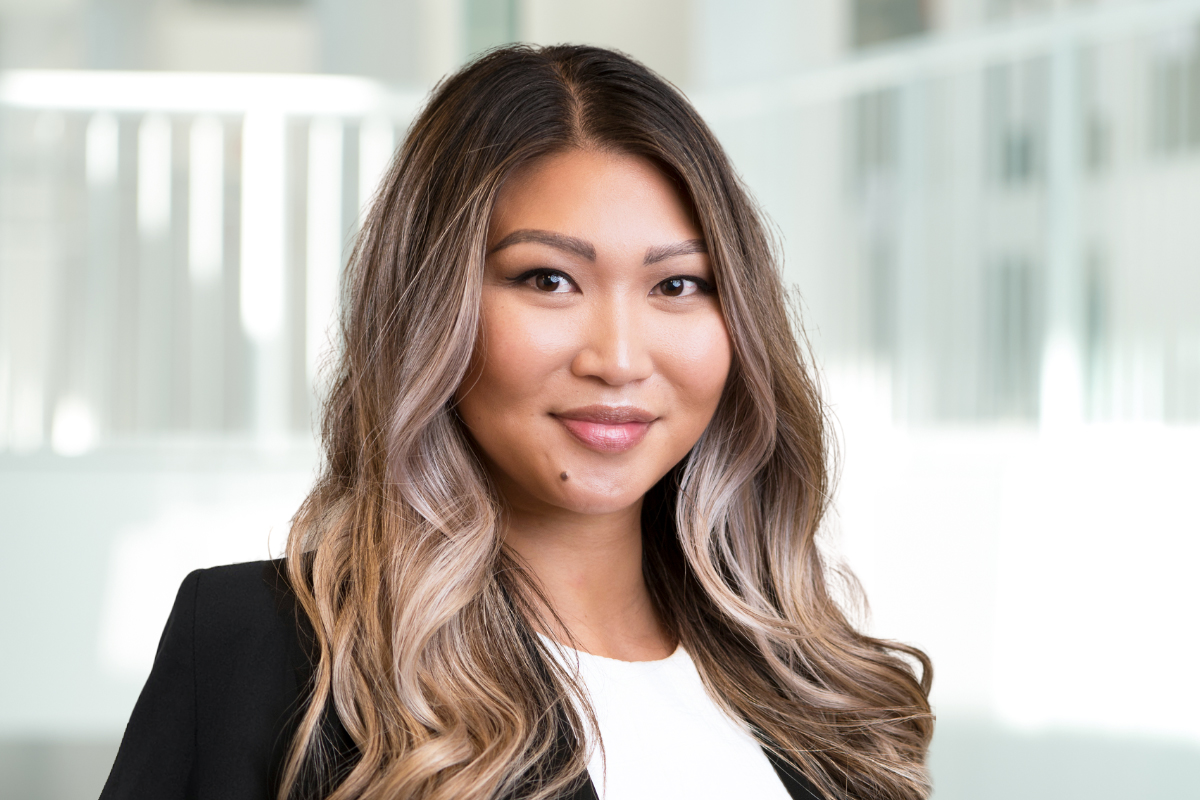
[763,746,826,800]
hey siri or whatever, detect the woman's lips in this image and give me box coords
[552,406,656,453]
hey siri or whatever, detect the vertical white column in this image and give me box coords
[894,81,928,421]
[0,352,7,451]
[306,117,344,403]
[85,113,118,185]
[86,114,120,188]
[189,116,224,285]
[76,112,120,450]
[46,116,91,453]
[136,113,173,431]
[10,113,73,453]
[1040,27,1085,430]
[189,115,225,429]
[137,115,171,237]
[240,110,288,439]
[358,117,394,215]
[419,0,464,86]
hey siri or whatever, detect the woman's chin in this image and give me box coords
[547,474,652,517]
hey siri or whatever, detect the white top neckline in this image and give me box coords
[537,633,682,666]
[537,633,792,800]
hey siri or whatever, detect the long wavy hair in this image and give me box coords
[281,43,933,800]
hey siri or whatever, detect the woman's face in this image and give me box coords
[455,148,732,517]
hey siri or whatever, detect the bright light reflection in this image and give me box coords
[50,397,97,456]
[1040,333,1085,430]
[829,371,1200,747]
[0,70,418,117]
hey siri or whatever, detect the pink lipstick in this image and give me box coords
[552,405,656,453]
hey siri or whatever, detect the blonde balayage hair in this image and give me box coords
[282,44,933,800]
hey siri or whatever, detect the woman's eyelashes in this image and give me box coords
[508,268,715,297]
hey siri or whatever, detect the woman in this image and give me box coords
[101,44,932,800]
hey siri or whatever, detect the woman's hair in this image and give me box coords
[282,43,933,800]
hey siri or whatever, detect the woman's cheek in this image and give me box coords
[503,303,576,370]
[480,302,564,398]
[663,311,732,407]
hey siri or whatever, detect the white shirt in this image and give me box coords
[539,635,793,800]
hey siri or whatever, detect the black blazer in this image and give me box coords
[100,560,824,800]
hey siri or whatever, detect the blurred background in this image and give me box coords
[1,0,1198,797]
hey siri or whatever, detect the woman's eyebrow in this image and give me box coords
[488,229,596,260]
[643,238,707,265]
[488,231,707,266]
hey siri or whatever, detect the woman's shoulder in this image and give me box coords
[101,558,317,800]
[182,559,301,637]
[182,558,314,694]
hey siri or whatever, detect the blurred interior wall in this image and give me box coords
[1,2,1199,799]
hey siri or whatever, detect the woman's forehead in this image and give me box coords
[486,148,702,252]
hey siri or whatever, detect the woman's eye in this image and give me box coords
[535,272,568,292]
[655,277,707,297]
[512,269,574,293]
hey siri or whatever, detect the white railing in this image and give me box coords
[696,0,1200,118]
[0,72,421,453]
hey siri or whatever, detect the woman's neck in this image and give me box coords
[502,498,675,662]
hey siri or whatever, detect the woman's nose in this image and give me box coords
[569,297,654,386]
